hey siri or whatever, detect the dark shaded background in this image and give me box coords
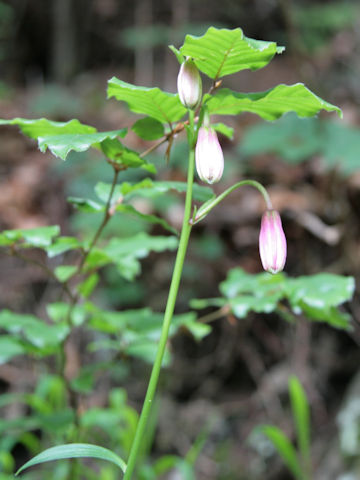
[1,1,360,479]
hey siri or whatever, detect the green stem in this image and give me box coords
[193,179,272,224]
[123,113,196,480]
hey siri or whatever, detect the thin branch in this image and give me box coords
[9,248,76,302]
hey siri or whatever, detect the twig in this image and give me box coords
[9,248,76,302]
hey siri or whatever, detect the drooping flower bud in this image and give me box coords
[195,126,224,184]
[259,210,287,274]
[177,58,202,110]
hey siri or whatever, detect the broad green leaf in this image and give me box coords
[180,27,284,79]
[289,376,311,470]
[0,310,69,350]
[54,265,77,282]
[132,117,165,140]
[115,204,177,234]
[1,225,60,248]
[38,129,127,160]
[285,274,355,310]
[206,85,341,120]
[257,425,302,480]
[103,233,178,259]
[107,78,187,124]
[0,336,26,364]
[16,443,127,475]
[230,294,281,318]
[0,118,96,138]
[100,138,156,173]
[298,303,351,330]
[45,236,82,258]
[85,233,178,279]
[220,268,285,299]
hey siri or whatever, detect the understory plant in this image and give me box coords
[0,27,355,479]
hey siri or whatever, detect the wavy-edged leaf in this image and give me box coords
[0,117,128,161]
[38,129,127,160]
[257,425,302,480]
[16,443,127,475]
[0,225,60,248]
[0,118,96,138]
[180,27,284,79]
[107,78,187,124]
[206,84,342,120]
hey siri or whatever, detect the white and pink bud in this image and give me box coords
[177,58,202,110]
[195,126,224,184]
[259,210,287,274]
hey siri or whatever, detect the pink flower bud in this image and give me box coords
[177,59,202,110]
[259,210,287,274]
[195,126,224,184]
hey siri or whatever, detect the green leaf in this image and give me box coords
[286,274,355,311]
[220,267,285,299]
[38,129,127,160]
[257,425,302,480]
[46,302,86,326]
[206,85,342,120]
[212,122,234,140]
[0,117,128,161]
[0,310,69,350]
[132,117,165,140]
[289,376,311,470]
[180,27,284,79]
[45,236,82,258]
[107,78,187,124]
[95,179,214,203]
[0,118,96,138]
[85,233,178,280]
[77,274,99,298]
[54,265,77,282]
[93,182,178,233]
[0,336,26,364]
[1,225,60,248]
[16,443,127,475]
[125,339,171,366]
[230,294,281,318]
[100,138,156,173]
[115,204,177,234]
[67,197,104,213]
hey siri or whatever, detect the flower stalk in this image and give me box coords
[123,111,196,480]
